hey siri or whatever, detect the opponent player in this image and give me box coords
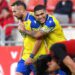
[35,54,71,75]
[50,39,75,75]
[34,40,75,75]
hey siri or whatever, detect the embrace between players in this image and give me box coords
[12,1,75,75]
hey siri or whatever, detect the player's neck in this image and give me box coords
[22,12,28,21]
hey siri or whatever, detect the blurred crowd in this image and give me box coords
[0,0,75,46]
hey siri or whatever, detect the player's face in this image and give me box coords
[13,5,25,19]
[47,60,60,72]
[34,9,46,24]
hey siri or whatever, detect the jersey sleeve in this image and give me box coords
[40,17,55,33]
[29,15,40,30]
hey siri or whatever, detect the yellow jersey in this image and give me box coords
[21,13,47,60]
[40,15,66,49]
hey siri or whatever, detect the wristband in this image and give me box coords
[30,53,34,58]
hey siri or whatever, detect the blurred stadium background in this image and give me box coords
[0,0,75,75]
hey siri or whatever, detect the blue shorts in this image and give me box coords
[16,59,36,75]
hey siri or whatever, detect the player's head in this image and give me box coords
[35,55,60,75]
[12,1,27,20]
[34,55,52,75]
[34,5,47,24]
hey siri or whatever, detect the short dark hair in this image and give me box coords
[34,5,46,12]
[12,1,26,9]
[35,55,52,75]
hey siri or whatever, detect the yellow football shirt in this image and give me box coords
[40,15,66,49]
[21,18,48,60]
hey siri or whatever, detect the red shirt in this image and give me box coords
[0,0,9,25]
[0,0,8,13]
[0,0,15,36]
[60,40,75,57]
[2,15,14,36]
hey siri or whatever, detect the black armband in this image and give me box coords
[30,53,35,58]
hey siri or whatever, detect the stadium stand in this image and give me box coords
[46,0,75,23]
[46,0,75,12]
[46,0,59,13]
[10,0,75,11]
[9,0,16,5]
[27,0,44,11]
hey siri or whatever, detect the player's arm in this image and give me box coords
[18,21,26,36]
[18,20,42,56]
[23,18,55,39]
[30,38,42,58]
[18,22,46,38]
[23,30,45,39]
[25,37,43,65]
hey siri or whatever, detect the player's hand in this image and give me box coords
[18,22,25,32]
[25,57,33,65]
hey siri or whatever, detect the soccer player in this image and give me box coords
[34,40,75,75]
[50,39,75,75]
[35,55,71,75]
[12,1,30,21]
[12,1,48,75]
